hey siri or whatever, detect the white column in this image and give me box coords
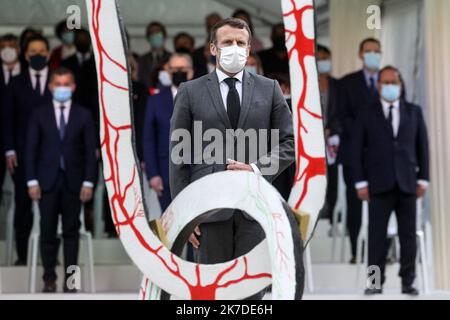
[329,0,381,78]
[424,0,450,291]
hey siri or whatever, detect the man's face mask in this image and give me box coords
[61,32,75,45]
[363,52,381,70]
[217,45,248,74]
[381,84,401,102]
[158,70,172,87]
[29,54,47,71]
[171,71,188,87]
[1,47,18,64]
[53,86,73,103]
[149,32,165,49]
[317,60,332,74]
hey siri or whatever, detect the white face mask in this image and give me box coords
[218,45,248,74]
[1,47,18,64]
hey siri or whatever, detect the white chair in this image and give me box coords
[330,165,348,262]
[355,198,431,293]
[28,202,95,293]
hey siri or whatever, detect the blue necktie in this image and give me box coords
[59,105,66,170]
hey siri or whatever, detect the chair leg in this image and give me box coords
[417,232,429,294]
[29,235,39,293]
[84,232,96,293]
[305,245,314,293]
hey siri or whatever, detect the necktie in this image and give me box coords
[35,73,41,96]
[369,77,378,96]
[7,69,13,85]
[224,77,240,130]
[388,105,394,137]
[59,105,66,170]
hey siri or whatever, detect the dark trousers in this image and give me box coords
[39,171,81,282]
[0,155,5,202]
[321,163,338,224]
[343,165,362,257]
[12,164,33,263]
[195,211,266,300]
[368,187,416,287]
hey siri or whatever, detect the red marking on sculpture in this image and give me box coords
[90,0,271,299]
[284,0,326,210]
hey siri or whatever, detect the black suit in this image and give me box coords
[26,101,97,282]
[2,69,52,263]
[352,99,429,286]
[338,70,379,257]
[0,70,9,202]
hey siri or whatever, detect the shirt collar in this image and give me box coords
[53,99,72,109]
[216,68,244,84]
[3,62,20,74]
[381,98,400,110]
[363,68,378,85]
[29,66,48,77]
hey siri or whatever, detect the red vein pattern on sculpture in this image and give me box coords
[90,0,271,300]
[284,0,326,210]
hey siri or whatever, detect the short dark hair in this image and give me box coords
[49,67,75,83]
[210,17,252,44]
[146,21,167,38]
[24,34,49,52]
[317,44,331,56]
[54,20,69,39]
[1,33,19,43]
[378,65,401,80]
[174,32,195,48]
[359,37,381,52]
[232,8,254,33]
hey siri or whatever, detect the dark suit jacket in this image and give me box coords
[170,70,295,223]
[338,70,379,166]
[352,100,429,195]
[143,86,173,185]
[323,76,342,136]
[2,69,52,158]
[138,50,171,89]
[25,102,97,193]
[132,80,149,162]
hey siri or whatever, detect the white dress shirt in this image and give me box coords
[29,66,48,96]
[215,68,261,175]
[27,99,94,189]
[2,62,21,85]
[355,98,428,190]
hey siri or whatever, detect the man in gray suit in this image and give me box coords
[169,18,295,298]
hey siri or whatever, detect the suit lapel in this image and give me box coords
[375,100,394,138]
[48,103,60,138]
[64,104,75,142]
[206,71,232,128]
[237,70,254,129]
[397,100,408,139]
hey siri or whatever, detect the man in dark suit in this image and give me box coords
[143,53,194,212]
[26,67,96,293]
[2,34,52,265]
[1,34,22,201]
[352,66,429,296]
[339,38,382,262]
[170,18,295,299]
[258,23,290,77]
[317,45,342,224]
[138,22,171,89]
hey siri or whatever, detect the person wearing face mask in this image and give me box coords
[2,34,52,266]
[25,67,96,293]
[316,45,341,226]
[48,20,76,72]
[138,21,171,89]
[338,38,382,264]
[352,66,429,296]
[258,23,290,77]
[143,53,193,213]
[174,32,195,55]
[170,18,295,300]
[245,52,263,75]
[0,34,22,198]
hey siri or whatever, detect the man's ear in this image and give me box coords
[210,42,217,56]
